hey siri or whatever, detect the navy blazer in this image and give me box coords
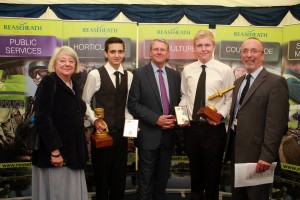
[128,63,181,150]
[32,73,88,169]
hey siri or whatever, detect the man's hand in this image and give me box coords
[256,159,271,173]
[178,123,190,128]
[206,112,223,126]
[206,118,219,126]
[156,115,176,129]
[94,119,108,133]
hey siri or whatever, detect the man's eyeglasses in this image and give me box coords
[29,69,48,79]
[151,48,167,53]
[241,49,263,55]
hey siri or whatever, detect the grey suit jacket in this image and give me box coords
[128,63,181,150]
[227,68,289,164]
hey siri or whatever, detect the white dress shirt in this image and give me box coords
[179,58,235,120]
[82,63,133,124]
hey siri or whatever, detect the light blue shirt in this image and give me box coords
[237,66,263,102]
[232,66,263,128]
[151,62,170,102]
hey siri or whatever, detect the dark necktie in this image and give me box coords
[192,65,206,121]
[158,69,170,115]
[114,71,120,90]
[239,74,251,105]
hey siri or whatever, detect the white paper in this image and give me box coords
[174,106,190,125]
[123,119,138,138]
[234,162,277,188]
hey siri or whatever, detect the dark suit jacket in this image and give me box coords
[128,63,181,150]
[227,68,289,164]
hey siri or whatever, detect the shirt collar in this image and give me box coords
[151,62,166,74]
[247,66,263,79]
[104,62,124,76]
[197,58,214,68]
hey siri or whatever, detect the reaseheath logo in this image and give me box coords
[233,29,268,38]
[3,22,42,31]
[82,24,118,33]
[157,27,190,35]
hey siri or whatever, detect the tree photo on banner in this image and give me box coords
[279,24,300,197]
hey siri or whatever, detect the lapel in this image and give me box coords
[229,76,244,118]
[239,68,267,108]
[145,64,162,107]
[53,73,76,96]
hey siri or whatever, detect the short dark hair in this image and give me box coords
[104,37,125,52]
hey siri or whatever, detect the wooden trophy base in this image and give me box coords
[91,134,113,148]
[197,106,222,124]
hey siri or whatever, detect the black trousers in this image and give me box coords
[91,132,128,200]
[184,122,226,200]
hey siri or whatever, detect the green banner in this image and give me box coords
[215,25,283,77]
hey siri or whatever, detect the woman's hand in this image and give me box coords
[50,149,64,168]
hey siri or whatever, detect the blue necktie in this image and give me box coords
[158,69,170,115]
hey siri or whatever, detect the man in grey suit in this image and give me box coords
[128,39,181,200]
[226,37,289,200]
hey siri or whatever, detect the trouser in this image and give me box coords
[91,133,128,200]
[184,122,226,200]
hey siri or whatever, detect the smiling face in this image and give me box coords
[104,43,125,70]
[54,53,76,79]
[194,36,215,64]
[149,40,170,68]
[241,38,265,74]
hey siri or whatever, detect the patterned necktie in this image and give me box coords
[114,71,120,90]
[158,69,170,115]
[239,74,251,105]
[192,65,206,121]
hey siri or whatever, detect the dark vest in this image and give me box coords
[94,67,128,130]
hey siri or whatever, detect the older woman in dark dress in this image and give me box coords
[31,46,88,200]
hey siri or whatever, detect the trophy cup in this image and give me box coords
[91,108,113,148]
[197,86,235,123]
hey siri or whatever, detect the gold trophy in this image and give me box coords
[197,86,235,123]
[91,108,113,148]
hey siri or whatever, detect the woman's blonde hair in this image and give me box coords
[48,46,80,73]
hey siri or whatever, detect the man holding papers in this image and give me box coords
[225,37,289,200]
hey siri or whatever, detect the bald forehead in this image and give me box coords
[242,38,263,50]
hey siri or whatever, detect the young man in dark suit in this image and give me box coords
[128,39,181,200]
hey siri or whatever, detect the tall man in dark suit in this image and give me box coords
[128,39,181,200]
[226,37,289,200]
